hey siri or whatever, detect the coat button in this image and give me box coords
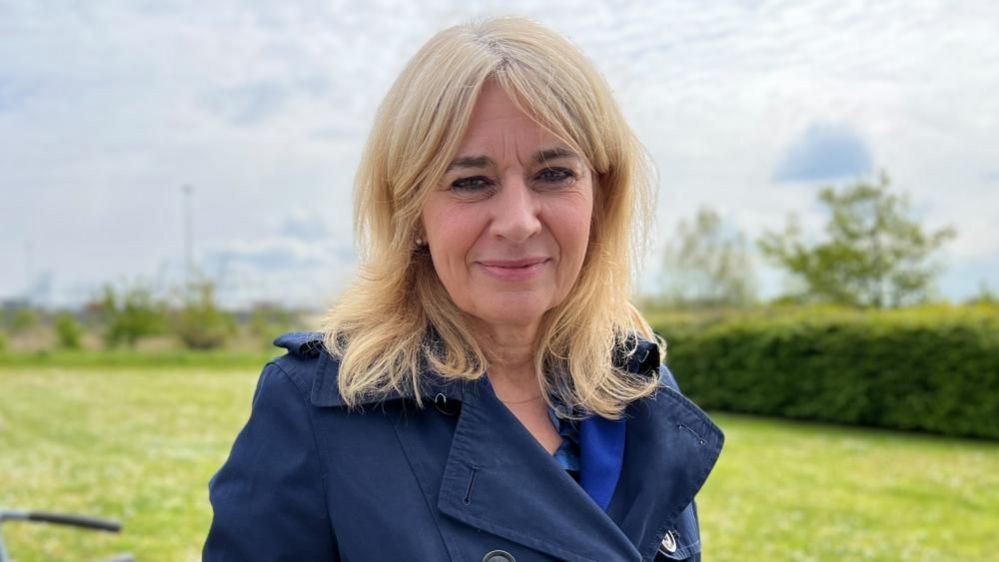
[658,529,678,555]
[482,550,516,562]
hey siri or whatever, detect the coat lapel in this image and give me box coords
[435,377,643,562]
[607,375,725,560]
[424,371,724,562]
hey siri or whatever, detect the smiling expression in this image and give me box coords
[420,81,595,334]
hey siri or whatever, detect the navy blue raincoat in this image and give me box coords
[203,331,723,561]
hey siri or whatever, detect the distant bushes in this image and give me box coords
[247,303,300,350]
[54,312,84,349]
[172,281,236,350]
[656,305,999,440]
[1,279,305,355]
[95,283,167,348]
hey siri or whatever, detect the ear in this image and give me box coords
[413,220,429,250]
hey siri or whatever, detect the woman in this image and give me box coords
[204,17,723,562]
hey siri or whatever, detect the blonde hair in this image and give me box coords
[322,16,660,418]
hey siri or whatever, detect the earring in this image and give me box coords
[415,236,425,246]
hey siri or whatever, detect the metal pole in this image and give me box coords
[23,240,32,303]
[182,184,193,293]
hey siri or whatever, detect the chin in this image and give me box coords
[472,296,555,329]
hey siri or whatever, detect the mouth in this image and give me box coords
[475,257,551,281]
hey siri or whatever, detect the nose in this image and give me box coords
[490,175,542,243]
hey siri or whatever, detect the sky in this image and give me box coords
[1,0,997,309]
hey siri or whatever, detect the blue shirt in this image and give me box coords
[547,405,581,476]
[546,398,628,512]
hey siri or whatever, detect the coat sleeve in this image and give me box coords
[203,362,338,561]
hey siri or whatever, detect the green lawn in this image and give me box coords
[698,414,999,561]
[1,366,997,561]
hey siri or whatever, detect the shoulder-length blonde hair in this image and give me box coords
[322,16,660,418]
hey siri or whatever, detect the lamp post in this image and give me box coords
[182,184,193,296]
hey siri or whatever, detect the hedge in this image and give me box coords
[654,306,999,439]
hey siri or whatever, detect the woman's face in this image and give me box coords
[421,82,594,334]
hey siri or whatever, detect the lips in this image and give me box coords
[478,257,548,268]
[475,257,551,281]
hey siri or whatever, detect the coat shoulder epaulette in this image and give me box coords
[612,335,661,378]
[273,331,325,358]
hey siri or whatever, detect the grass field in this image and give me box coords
[1,366,997,561]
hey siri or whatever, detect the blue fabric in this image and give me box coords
[579,415,627,511]
[547,409,627,513]
[546,407,581,473]
[204,331,724,561]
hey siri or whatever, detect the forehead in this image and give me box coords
[457,82,566,154]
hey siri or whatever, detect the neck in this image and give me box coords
[472,319,543,402]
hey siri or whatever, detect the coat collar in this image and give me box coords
[272,331,466,407]
[272,330,662,410]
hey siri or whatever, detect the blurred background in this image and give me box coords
[1,1,997,561]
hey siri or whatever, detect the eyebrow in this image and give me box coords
[445,147,581,171]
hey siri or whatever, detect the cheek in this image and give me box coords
[422,201,483,289]
[427,210,479,258]
[551,194,594,262]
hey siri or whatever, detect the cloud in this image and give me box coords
[774,123,874,183]
[200,74,337,127]
[199,235,358,308]
[202,81,290,126]
[279,209,330,240]
[0,79,35,113]
[206,238,328,272]
[3,1,998,308]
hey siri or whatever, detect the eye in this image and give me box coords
[450,175,494,192]
[535,167,576,185]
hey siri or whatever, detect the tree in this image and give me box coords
[661,207,757,307]
[8,306,39,336]
[95,282,167,348]
[758,173,955,308]
[173,278,236,350]
[967,280,998,306]
[248,302,301,350]
[55,312,84,350]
